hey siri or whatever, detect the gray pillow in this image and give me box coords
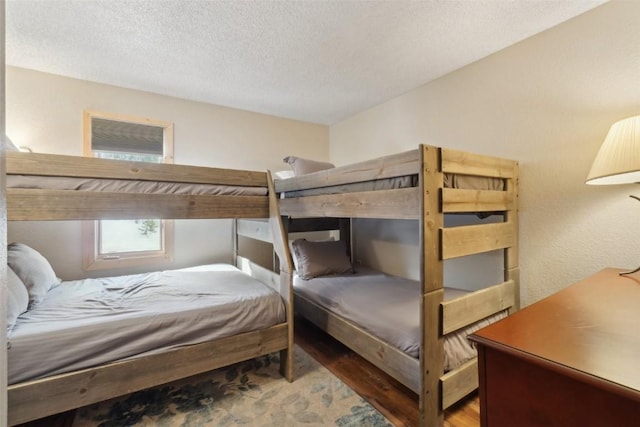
[283,156,335,176]
[291,239,353,280]
[289,237,334,272]
[6,266,29,331]
[7,243,60,307]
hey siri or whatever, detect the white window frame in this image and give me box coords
[82,110,175,271]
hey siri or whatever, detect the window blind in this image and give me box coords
[91,117,164,155]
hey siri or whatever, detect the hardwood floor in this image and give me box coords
[295,316,480,427]
[16,317,479,427]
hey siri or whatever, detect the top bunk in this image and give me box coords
[6,152,270,221]
[274,144,518,220]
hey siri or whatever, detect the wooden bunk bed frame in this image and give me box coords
[274,144,519,427]
[5,151,294,426]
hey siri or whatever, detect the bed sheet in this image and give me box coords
[7,175,267,196]
[294,267,506,371]
[8,264,284,384]
[280,173,503,198]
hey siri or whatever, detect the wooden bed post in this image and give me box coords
[267,172,295,382]
[420,145,444,427]
[505,163,520,311]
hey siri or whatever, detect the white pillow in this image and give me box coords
[6,267,29,331]
[273,170,295,180]
[7,243,60,307]
[283,156,335,176]
[3,135,19,152]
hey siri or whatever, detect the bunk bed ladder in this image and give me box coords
[436,145,520,422]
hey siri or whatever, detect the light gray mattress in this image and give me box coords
[281,173,503,198]
[7,175,267,196]
[294,267,507,371]
[8,264,285,384]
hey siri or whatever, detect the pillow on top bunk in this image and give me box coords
[283,156,335,176]
[6,266,29,331]
[7,243,60,307]
[291,239,353,280]
[273,170,295,180]
[3,136,20,152]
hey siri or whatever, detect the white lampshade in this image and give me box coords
[586,115,640,185]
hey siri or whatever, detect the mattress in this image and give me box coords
[293,267,507,371]
[7,175,267,196]
[280,173,503,198]
[8,264,285,384]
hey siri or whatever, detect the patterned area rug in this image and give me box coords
[73,345,392,427]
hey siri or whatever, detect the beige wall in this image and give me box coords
[6,67,328,279]
[330,1,640,306]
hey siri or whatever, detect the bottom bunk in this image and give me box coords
[294,267,507,371]
[292,266,516,410]
[6,244,293,426]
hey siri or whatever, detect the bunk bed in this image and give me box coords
[5,151,295,426]
[274,144,519,427]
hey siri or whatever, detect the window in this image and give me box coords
[82,110,174,270]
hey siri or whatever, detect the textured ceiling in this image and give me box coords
[6,0,607,125]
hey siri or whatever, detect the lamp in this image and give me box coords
[586,114,640,275]
[586,115,640,185]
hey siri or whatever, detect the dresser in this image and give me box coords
[469,268,640,426]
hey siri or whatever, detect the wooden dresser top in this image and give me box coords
[470,268,640,400]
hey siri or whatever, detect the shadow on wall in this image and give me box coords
[352,217,504,290]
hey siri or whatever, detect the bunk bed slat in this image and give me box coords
[7,189,269,220]
[279,187,419,219]
[442,188,514,213]
[441,222,515,259]
[274,149,420,193]
[236,219,272,243]
[235,255,279,292]
[440,358,479,410]
[8,325,288,426]
[441,148,515,179]
[441,280,515,335]
[7,152,267,187]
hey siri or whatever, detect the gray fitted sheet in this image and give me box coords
[281,173,503,198]
[7,175,267,196]
[294,267,506,371]
[8,264,285,384]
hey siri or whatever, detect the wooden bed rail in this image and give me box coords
[8,325,288,426]
[441,359,478,410]
[236,219,272,244]
[441,222,516,259]
[441,280,515,335]
[275,149,420,193]
[7,151,267,187]
[442,188,514,213]
[279,187,419,220]
[8,189,269,221]
[441,147,516,179]
[6,151,272,221]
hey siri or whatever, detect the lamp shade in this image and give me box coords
[586,115,640,185]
